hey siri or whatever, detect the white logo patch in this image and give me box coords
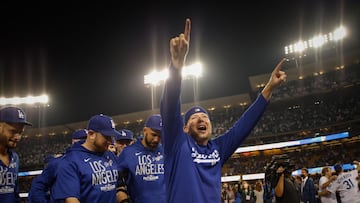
[17,110,25,119]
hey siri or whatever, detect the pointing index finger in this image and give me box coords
[274,58,287,72]
[184,18,191,42]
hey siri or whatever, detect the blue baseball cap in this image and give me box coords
[72,129,88,139]
[184,106,209,125]
[87,114,120,137]
[0,106,32,126]
[145,114,162,131]
[116,129,134,140]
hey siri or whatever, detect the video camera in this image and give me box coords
[264,154,294,188]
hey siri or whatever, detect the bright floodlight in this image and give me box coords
[182,62,202,79]
[144,62,203,86]
[311,35,325,48]
[0,94,49,106]
[333,26,346,41]
[284,26,346,55]
[144,69,169,86]
[294,41,307,53]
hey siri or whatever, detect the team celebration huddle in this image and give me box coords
[1,15,359,203]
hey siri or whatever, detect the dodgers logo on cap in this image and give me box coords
[116,129,134,140]
[18,110,25,119]
[0,106,32,126]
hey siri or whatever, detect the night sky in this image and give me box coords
[0,1,359,127]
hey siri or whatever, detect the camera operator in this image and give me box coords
[265,155,300,203]
[274,166,300,203]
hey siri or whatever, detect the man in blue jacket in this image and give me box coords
[160,18,287,203]
[117,114,165,203]
[28,129,87,203]
[52,114,122,203]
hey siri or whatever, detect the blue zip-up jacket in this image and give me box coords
[28,143,81,203]
[28,153,66,203]
[118,138,165,203]
[160,64,269,203]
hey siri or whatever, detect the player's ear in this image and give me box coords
[183,124,189,133]
[87,130,97,139]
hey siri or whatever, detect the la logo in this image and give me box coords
[17,110,25,119]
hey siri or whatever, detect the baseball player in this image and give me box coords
[28,129,88,203]
[0,107,32,203]
[117,114,164,203]
[327,161,360,203]
[160,18,287,203]
[52,114,122,203]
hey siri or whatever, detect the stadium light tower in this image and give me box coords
[144,62,203,109]
[185,63,203,104]
[284,26,346,56]
[144,68,167,110]
[283,26,347,71]
[0,94,49,106]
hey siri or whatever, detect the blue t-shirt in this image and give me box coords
[160,64,268,203]
[0,150,20,203]
[52,142,120,203]
[118,139,165,203]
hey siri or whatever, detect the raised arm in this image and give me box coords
[161,18,192,151]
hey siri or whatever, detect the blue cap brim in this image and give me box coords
[23,121,33,126]
[100,129,121,137]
